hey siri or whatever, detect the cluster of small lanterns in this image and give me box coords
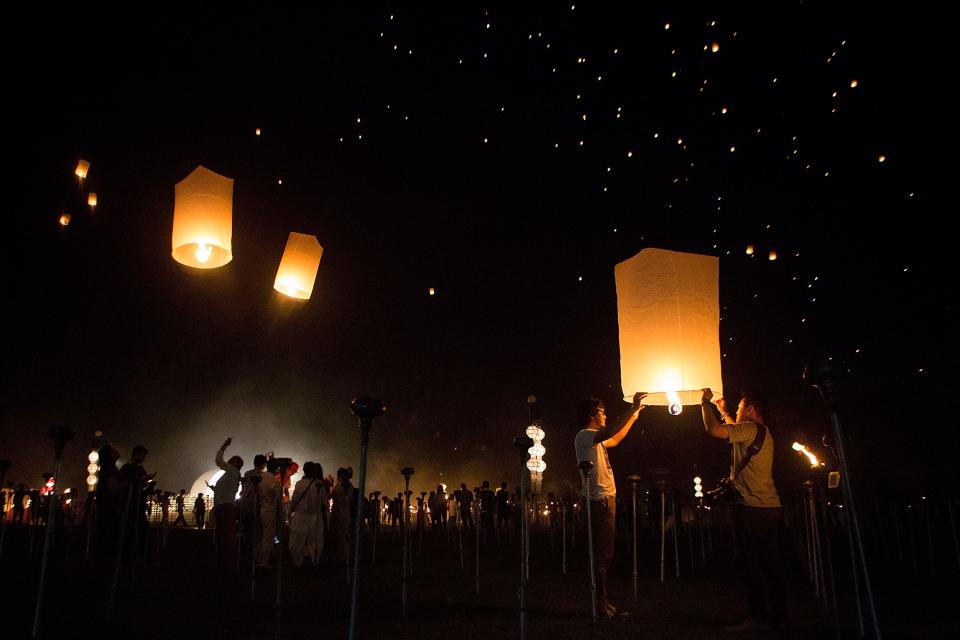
[525,424,546,493]
[693,476,703,498]
[86,449,100,491]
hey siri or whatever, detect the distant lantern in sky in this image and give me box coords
[768,250,778,261]
[59,213,71,227]
[745,244,754,255]
[88,193,97,209]
[75,159,90,180]
[850,79,858,88]
[615,248,723,415]
[255,127,261,136]
[878,155,886,163]
[711,42,720,53]
[429,287,436,296]
[171,165,234,269]
[273,232,324,300]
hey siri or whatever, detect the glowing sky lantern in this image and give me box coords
[171,166,234,269]
[88,193,98,209]
[75,159,90,180]
[615,248,723,415]
[273,232,324,299]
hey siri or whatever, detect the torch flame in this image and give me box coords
[195,242,213,263]
[792,442,819,467]
[667,390,683,416]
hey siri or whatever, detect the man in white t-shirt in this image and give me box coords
[574,391,646,618]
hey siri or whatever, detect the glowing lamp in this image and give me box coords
[75,160,90,179]
[526,458,546,473]
[529,443,545,457]
[88,451,99,463]
[768,250,778,261]
[745,244,754,255]
[88,193,97,209]
[273,231,324,299]
[59,213,71,227]
[87,463,99,474]
[616,248,723,413]
[171,165,234,269]
[86,475,98,485]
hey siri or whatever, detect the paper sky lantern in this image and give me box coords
[273,232,323,299]
[616,248,723,414]
[745,244,754,255]
[88,193,97,209]
[171,166,234,269]
[59,213,71,227]
[75,160,90,179]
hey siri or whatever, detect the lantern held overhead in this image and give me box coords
[616,248,723,412]
[171,165,234,269]
[273,232,324,299]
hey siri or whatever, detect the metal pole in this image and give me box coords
[512,435,532,640]
[805,362,881,639]
[948,500,960,569]
[348,397,385,640]
[32,425,71,640]
[658,482,666,584]
[250,487,259,601]
[401,469,413,616]
[627,476,640,600]
[579,462,598,623]
[818,486,842,640]
[561,501,567,575]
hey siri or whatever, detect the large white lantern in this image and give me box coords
[171,165,234,269]
[526,424,546,492]
[273,232,324,299]
[616,248,723,414]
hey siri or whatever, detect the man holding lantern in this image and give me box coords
[574,391,647,619]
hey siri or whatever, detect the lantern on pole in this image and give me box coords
[273,232,324,299]
[525,425,546,493]
[171,165,234,269]
[615,248,723,415]
[693,476,703,498]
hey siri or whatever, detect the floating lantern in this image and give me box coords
[616,248,723,414]
[59,213,71,227]
[171,166,234,269]
[87,193,97,209]
[745,244,754,255]
[769,250,778,261]
[273,232,323,299]
[75,160,90,180]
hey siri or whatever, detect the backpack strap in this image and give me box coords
[732,423,767,479]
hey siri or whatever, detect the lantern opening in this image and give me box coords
[667,390,683,416]
[195,242,213,264]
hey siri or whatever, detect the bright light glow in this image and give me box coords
[769,250,778,261]
[88,193,98,208]
[195,242,213,263]
[792,442,819,467]
[87,463,99,474]
[693,476,702,484]
[87,475,98,485]
[529,444,545,457]
[711,42,720,53]
[429,287,435,296]
[75,160,90,179]
[745,244,754,255]
[59,213,71,227]
[88,451,99,463]
[274,232,324,300]
[667,390,683,416]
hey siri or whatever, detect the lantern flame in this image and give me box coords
[792,442,819,467]
[667,390,683,416]
[195,242,213,264]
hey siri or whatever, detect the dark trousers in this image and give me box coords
[214,504,239,573]
[735,505,787,625]
[590,496,616,607]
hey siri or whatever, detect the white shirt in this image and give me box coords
[574,429,616,499]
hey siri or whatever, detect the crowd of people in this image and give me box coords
[1,387,787,631]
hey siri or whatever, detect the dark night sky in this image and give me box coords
[2,4,954,498]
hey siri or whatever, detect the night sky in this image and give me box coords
[3,4,953,498]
